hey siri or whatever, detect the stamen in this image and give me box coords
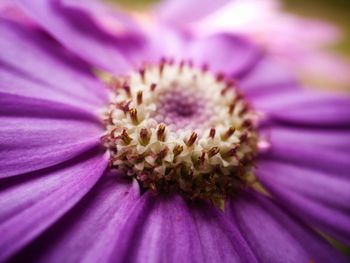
[109,127,117,139]
[117,100,131,114]
[120,129,132,145]
[173,145,184,157]
[168,58,175,65]
[228,102,235,114]
[139,128,150,145]
[122,82,131,97]
[240,133,248,142]
[159,58,166,76]
[129,108,138,124]
[150,83,157,92]
[221,87,229,96]
[179,60,185,73]
[221,126,235,141]
[186,132,197,147]
[216,73,225,82]
[156,148,168,164]
[139,68,146,83]
[110,77,122,90]
[187,60,193,68]
[242,119,253,129]
[198,152,206,167]
[201,63,209,73]
[208,147,220,158]
[209,128,216,139]
[157,124,166,141]
[136,91,143,105]
[228,147,237,157]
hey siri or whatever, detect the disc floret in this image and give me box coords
[103,59,258,202]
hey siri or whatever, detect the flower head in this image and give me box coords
[104,59,258,201]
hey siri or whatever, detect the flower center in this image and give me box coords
[103,59,258,202]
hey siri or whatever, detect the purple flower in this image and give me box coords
[1,1,350,262]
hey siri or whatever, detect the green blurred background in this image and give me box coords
[110,0,350,57]
[283,0,350,57]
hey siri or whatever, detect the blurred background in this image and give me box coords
[283,0,350,57]
[110,0,350,58]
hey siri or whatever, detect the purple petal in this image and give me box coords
[14,0,144,73]
[255,90,350,127]
[0,18,108,109]
[157,0,230,24]
[188,33,261,78]
[259,125,350,176]
[0,92,104,178]
[0,0,36,27]
[261,125,350,153]
[108,193,256,262]
[0,62,95,111]
[227,191,347,263]
[141,24,188,64]
[142,28,262,80]
[257,160,350,245]
[11,177,140,263]
[0,149,108,262]
[239,56,298,98]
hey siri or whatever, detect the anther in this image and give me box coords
[159,58,166,76]
[137,91,143,105]
[187,60,193,68]
[168,58,175,65]
[109,127,118,139]
[201,63,209,73]
[139,69,146,83]
[173,145,184,157]
[226,147,238,157]
[116,101,131,114]
[150,83,157,92]
[100,134,110,144]
[139,128,151,145]
[209,128,216,139]
[221,126,235,141]
[221,86,230,96]
[104,110,113,124]
[239,106,249,116]
[242,119,253,129]
[157,124,166,141]
[120,129,132,145]
[179,60,185,73]
[157,148,168,160]
[149,183,157,192]
[198,152,206,167]
[122,82,131,97]
[240,133,248,142]
[155,148,169,165]
[216,73,225,82]
[228,102,235,114]
[208,147,220,158]
[129,108,138,124]
[186,132,198,147]
[110,77,122,90]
